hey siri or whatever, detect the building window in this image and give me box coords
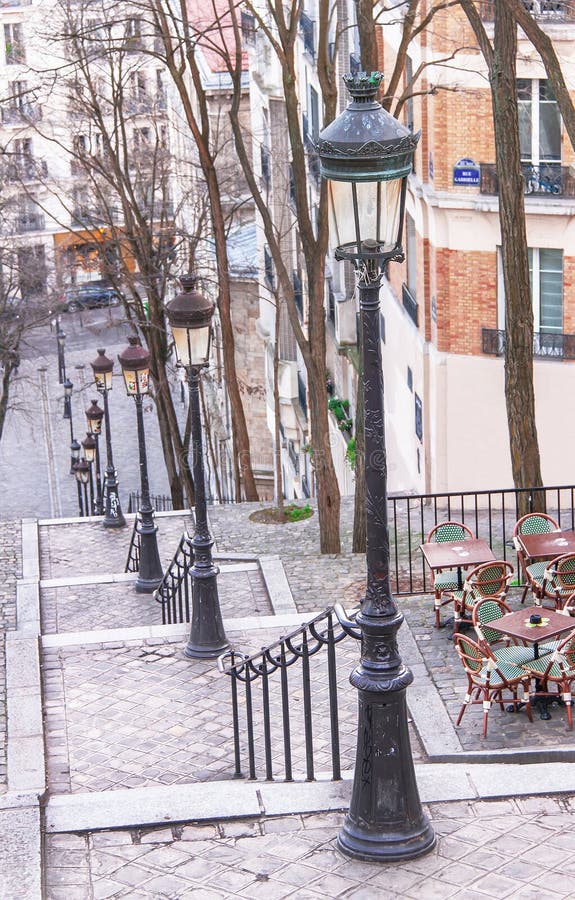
[4,22,24,63]
[407,366,413,392]
[518,79,561,165]
[18,244,46,298]
[497,247,563,334]
[415,393,423,442]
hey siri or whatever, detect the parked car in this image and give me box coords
[59,281,122,312]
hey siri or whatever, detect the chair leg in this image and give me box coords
[434,593,441,629]
[523,683,533,723]
[520,584,529,604]
[482,694,491,738]
[564,687,573,731]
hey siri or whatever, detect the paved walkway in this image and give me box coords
[4,501,575,899]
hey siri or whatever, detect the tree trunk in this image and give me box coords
[273,298,284,515]
[356,0,379,74]
[492,2,544,513]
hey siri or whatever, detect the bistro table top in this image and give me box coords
[495,606,574,645]
[419,538,495,571]
[516,530,575,561]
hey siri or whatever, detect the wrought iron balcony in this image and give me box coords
[402,283,418,326]
[260,144,271,191]
[481,0,575,20]
[16,212,45,232]
[480,163,575,198]
[6,157,47,181]
[297,370,308,419]
[299,11,315,57]
[1,104,42,125]
[482,327,575,360]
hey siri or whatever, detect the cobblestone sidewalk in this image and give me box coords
[44,795,575,899]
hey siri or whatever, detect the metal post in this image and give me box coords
[87,461,94,515]
[82,480,89,517]
[93,433,103,515]
[101,389,126,528]
[184,367,229,658]
[336,266,435,862]
[133,393,163,592]
[76,478,84,517]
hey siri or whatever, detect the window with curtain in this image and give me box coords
[498,247,563,334]
[517,79,561,165]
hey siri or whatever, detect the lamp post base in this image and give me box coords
[184,566,229,659]
[135,520,163,593]
[337,679,436,863]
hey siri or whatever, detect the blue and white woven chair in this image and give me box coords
[427,521,475,628]
[532,553,575,610]
[520,628,575,731]
[513,513,559,604]
[443,559,514,634]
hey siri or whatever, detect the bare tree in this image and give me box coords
[461,0,543,510]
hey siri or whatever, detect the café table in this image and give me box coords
[494,605,574,720]
[515,529,575,562]
[420,538,496,590]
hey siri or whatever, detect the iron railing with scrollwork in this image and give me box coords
[482,327,575,360]
[481,0,575,20]
[125,515,141,573]
[218,606,358,782]
[480,163,575,198]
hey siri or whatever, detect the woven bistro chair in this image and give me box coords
[427,521,475,628]
[454,634,533,737]
[472,597,537,666]
[443,560,514,634]
[531,553,575,610]
[520,628,575,730]
[513,513,559,603]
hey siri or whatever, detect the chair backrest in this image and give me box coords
[472,596,512,645]
[547,553,575,592]
[465,560,514,600]
[427,521,474,543]
[454,634,487,678]
[561,593,575,616]
[514,513,559,537]
[557,627,575,669]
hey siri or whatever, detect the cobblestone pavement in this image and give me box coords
[44,795,575,899]
[0,519,20,793]
[41,570,271,634]
[42,630,424,794]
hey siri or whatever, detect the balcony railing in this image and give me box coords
[293,270,303,318]
[16,212,45,232]
[7,158,47,181]
[1,104,42,125]
[402,283,418,326]
[481,0,575,20]
[260,144,271,191]
[482,327,575,360]
[480,163,575,198]
[299,11,315,57]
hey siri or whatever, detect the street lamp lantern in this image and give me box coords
[70,439,81,462]
[57,329,66,349]
[63,377,73,421]
[118,334,150,396]
[165,275,229,658]
[317,70,418,266]
[90,348,125,528]
[85,399,104,435]
[166,274,213,368]
[118,335,163,592]
[74,457,90,485]
[82,432,96,463]
[91,348,114,393]
[317,71,434,864]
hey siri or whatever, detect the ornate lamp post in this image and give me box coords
[165,275,229,658]
[317,71,434,863]
[91,348,126,528]
[74,457,90,517]
[57,327,66,384]
[70,438,82,515]
[81,432,96,514]
[118,335,163,592]
[85,399,104,515]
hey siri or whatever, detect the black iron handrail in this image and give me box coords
[125,514,141,573]
[154,531,194,624]
[218,606,357,782]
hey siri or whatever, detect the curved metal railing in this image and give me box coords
[124,514,141,573]
[218,605,359,783]
[154,531,194,624]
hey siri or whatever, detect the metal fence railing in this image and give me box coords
[154,531,194,624]
[218,607,356,782]
[124,514,141,573]
[390,483,575,596]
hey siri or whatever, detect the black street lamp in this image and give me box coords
[118,335,163,592]
[81,432,96,514]
[74,457,90,517]
[57,327,66,384]
[317,71,434,863]
[71,439,82,515]
[166,275,229,658]
[91,348,126,528]
[85,399,104,515]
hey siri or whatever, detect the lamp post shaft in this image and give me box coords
[184,368,229,658]
[76,479,84,517]
[337,271,435,862]
[101,389,125,528]
[133,394,163,592]
[94,435,103,515]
